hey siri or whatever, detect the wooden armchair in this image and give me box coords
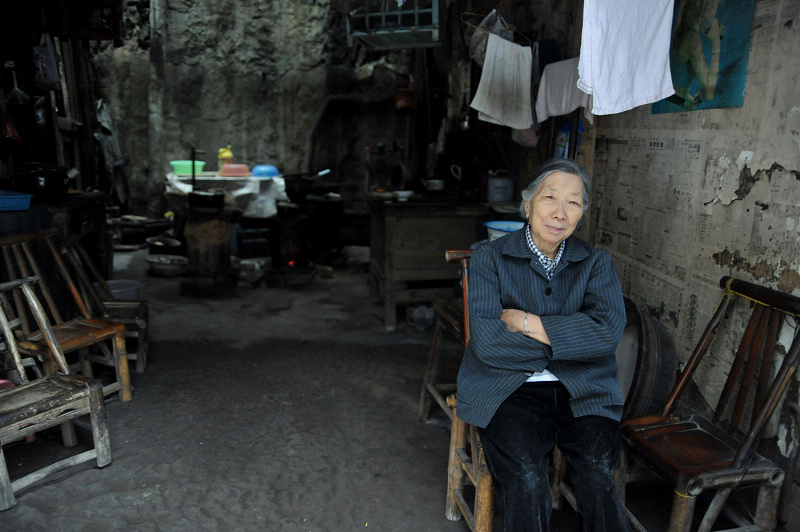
[59,236,149,373]
[0,277,111,510]
[620,276,800,532]
[0,229,131,402]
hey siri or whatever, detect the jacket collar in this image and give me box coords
[501,226,590,265]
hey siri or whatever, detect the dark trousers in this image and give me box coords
[477,382,630,532]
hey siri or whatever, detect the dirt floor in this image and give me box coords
[2,249,794,531]
[2,250,483,531]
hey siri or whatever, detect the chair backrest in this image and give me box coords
[445,249,473,343]
[664,276,800,468]
[59,236,111,318]
[0,228,94,333]
[0,277,69,383]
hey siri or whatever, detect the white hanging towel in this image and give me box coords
[578,0,675,115]
[470,33,533,130]
[535,58,594,125]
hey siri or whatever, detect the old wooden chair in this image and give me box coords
[0,229,132,402]
[620,276,800,532]
[0,277,111,510]
[60,236,149,373]
[418,249,473,421]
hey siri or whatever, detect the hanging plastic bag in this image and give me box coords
[32,33,61,90]
[468,10,514,67]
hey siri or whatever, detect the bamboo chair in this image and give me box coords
[620,276,800,532]
[0,229,131,402]
[59,236,149,373]
[0,277,111,510]
[420,250,495,531]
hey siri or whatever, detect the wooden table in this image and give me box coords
[369,199,489,331]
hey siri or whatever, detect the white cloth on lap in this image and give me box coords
[535,58,594,124]
[578,0,675,115]
[470,33,533,130]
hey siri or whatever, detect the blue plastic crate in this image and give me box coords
[0,190,34,211]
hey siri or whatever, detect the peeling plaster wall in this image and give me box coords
[591,0,800,485]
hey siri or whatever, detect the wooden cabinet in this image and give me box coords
[369,200,489,331]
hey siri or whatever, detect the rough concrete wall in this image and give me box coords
[591,0,800,501]
[92,0,339,216]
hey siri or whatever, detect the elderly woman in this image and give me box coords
[456,158,630,531]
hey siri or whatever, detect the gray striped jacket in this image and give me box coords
[456,228,626,428]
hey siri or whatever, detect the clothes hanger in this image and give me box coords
[459,11,534,46]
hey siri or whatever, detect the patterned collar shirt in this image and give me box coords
[525,223,564,279]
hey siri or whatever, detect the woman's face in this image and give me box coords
[524,171,584,257]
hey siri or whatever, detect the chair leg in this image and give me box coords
[551,445,567,510]
[753,484,782,531]
[59,420,78,448]
[132,323,148,373]
[668,489,697,532]
[79,347,94,378]
[419,319,443,421]
[133,304,149,373]
[697,487,732,532]
[473,433,495,532]
[88,381,112,467]
[0,449,16,510]
[113,330,132,402]
[447,402,468,521]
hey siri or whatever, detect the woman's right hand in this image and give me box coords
[500,309,551,346]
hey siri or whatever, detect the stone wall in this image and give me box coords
[91,0,417,216]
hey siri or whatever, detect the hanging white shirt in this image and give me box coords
[578,0,675,115]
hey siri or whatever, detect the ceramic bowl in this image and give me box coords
[392,190,414,202]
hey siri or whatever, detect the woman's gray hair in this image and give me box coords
[518,158,592,219]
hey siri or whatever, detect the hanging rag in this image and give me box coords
[578,0,675,115]
[470,33,533,130]
[512,42,542,147]
[468,9,514,67]
[535,57,594,125]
